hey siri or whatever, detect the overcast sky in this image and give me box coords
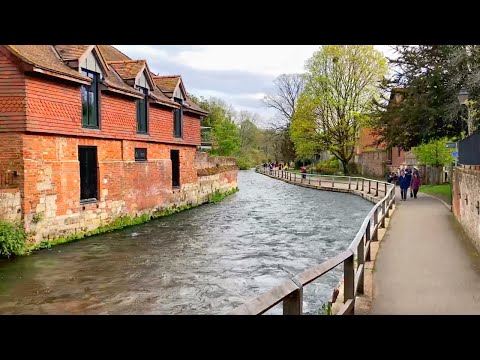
[115,45,396,125]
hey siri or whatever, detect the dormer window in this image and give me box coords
[136,86,149,134]
[173,97,183,138]
[81,69,100,129]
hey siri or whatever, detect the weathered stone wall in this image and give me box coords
[358,150,387,177]
[0,189,21,222]
[453,166,480,251]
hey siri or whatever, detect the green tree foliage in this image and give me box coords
[373,45,480,149]
[292,45,388,174]
[413,138,454,167]
[189,95,266,168]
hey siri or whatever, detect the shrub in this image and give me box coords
[236,156,254,170]
[314,157,340,175]
[0,220,27,258]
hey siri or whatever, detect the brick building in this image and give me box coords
[355,89,413,177]
[0,45,238,244]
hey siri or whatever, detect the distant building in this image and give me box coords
[355,88,414,177]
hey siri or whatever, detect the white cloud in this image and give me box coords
[114,45,395,123]
[174,45,320,76]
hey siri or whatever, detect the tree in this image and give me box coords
[413,138,454,167]
[263,74,305,163]
[292,45,388,174]
[373,45,480,149]
[413,138,454,184]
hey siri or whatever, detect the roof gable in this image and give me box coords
[108,60,155,90]
[3,45,90,84]
[152,75,187,99]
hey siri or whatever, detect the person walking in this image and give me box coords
[399,170,409,201]
[410,172,421,199]
[405,167,413,198]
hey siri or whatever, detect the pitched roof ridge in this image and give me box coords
[153,74,181,78]
[107,59,145,64]
[108,45,132,60]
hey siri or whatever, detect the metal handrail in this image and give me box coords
[227,166,396,315]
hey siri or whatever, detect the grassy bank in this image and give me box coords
[419,184,451,204]
[1,187,239,258]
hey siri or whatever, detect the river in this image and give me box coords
[0,169,373,314]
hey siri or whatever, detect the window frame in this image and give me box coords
[134,148,147,162]
[136,86,149,134]
[78,146,99,203]
[81,69,100,129]
[173,97,183,138]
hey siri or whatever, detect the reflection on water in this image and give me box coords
[0,170,372,314]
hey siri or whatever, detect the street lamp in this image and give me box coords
[458,87,469,105]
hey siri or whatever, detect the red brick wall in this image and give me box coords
[0,51,26,132]
[183,113,201,145]
[0,133,23,189]
[356,128,385,155]
[22,134,198,219]
[391,146,405,167]
[23,74,201,146]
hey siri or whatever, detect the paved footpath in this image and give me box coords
[370,187,480,314]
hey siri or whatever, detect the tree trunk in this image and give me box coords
[342,160,349,175]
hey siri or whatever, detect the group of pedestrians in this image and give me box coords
[263,161,288,174]
[397,167,422,201]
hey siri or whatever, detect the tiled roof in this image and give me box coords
[108,60,146,81]
[150,88,179,107]
[184,99,208,115]
[6,45,89,81]
[54,45,90,61]
[153,75,180,94]
[4,45,207,113]
[97,45,131,62]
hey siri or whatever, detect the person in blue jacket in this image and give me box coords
[399,169,410,201]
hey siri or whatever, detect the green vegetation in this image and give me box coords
[313,156,341,175]
[413,138,454,167]
[0,220,27,257]
[25,188,238,254]
[292,45,388,174]
[419,184,452,204]
[373,45,480,149]
[188,96,266,169]
[207,187,239,204]
[319,302,332,315]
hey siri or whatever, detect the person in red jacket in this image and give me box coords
[410,172,421,199]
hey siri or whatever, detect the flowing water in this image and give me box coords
[0,169,372,314]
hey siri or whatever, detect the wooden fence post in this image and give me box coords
[357,239,365,295]
[372,208,378,241]
[283,287,303,315]
[375,181,379,197]
[365,221,371,261]
[343,254,355,314]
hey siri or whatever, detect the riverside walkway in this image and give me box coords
[248,168,480,315]
[370,187,480,314]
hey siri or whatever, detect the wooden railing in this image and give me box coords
[228,167,396,315]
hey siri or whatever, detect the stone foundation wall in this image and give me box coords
[453,166,480,251]
[0,189,21,222]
